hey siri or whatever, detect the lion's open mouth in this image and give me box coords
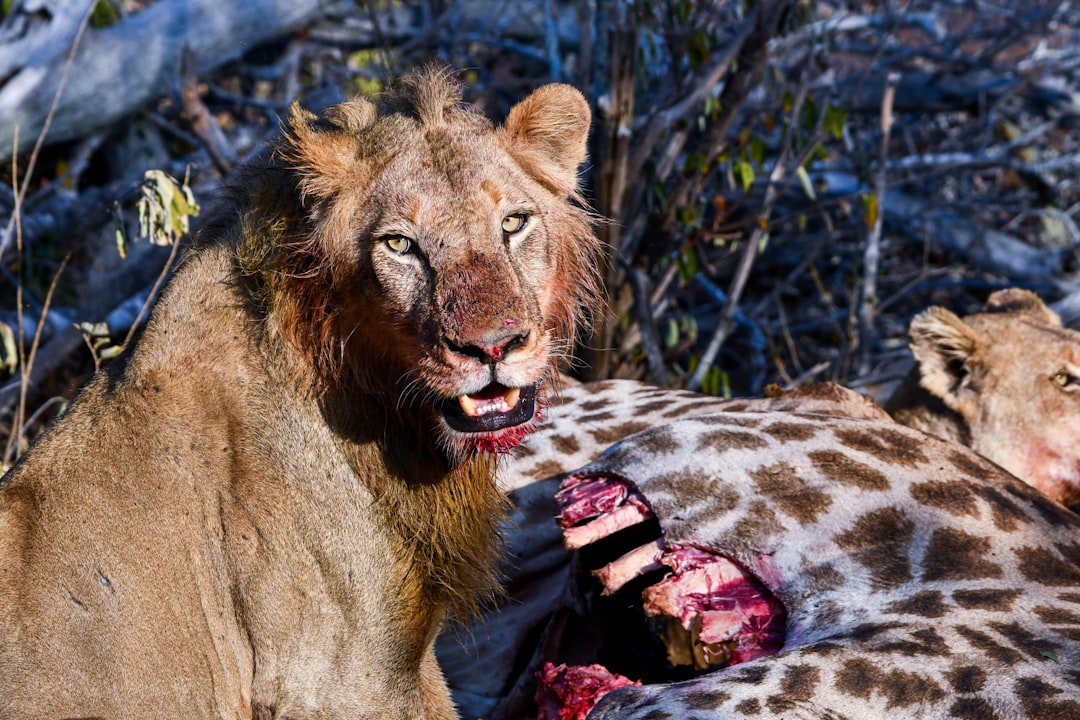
[440,382,537,433]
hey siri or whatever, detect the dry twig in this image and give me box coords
[858,71,899,376]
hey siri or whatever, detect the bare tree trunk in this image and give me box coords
[0,0,325,162]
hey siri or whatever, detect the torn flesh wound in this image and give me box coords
[554,472,655,549]
[549,470,788,704]
[643,543,786,665]
[535,662,641,720]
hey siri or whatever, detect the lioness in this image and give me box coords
[0,68,600,719]
[886,288,1080,506]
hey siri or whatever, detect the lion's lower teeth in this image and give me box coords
[478,402,511,416]
[460,398,511,417]
[458,388,521,418]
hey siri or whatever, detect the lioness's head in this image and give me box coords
[909,288,1080,505]
[255,68,600,461]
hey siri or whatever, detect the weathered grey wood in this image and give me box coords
[885,189,1069,282]
[1053,290,1080,329]
[0,0,91,85]
[0,0,324,162]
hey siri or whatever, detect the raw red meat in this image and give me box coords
[535,662,641,720]
[554,472,655,549]
[643,543,786,665]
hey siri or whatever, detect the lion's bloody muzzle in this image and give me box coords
[441,382,537,434]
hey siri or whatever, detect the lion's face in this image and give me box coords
[280,73,600,460]
[909,288,1080,505]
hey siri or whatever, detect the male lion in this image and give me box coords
[0,68,600,719]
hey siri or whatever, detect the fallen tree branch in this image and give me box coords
[885,190,1071,284]
[179,47,236,175]
[0,0,326,163]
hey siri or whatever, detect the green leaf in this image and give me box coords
[676,249,700,284]
[703,365,718,396]
[735,160,755,190]
[796,165,816,200]
[703,95,720,120]
[824,104,847,140]
[996,119,1022,141]
[863,193,879,229]
[99,345,125,360]
[112,202,127,260]
[680,315,698,344]
[664,319,679,349]
[90,0,120,28]
[0,321,17,375]
[137,170,200,247]
[702,367,731,398]
[687,31,709,69]
[683,153,709,175]
[79,322,111,339]
[749,137,766,169]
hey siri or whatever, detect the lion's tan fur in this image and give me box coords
[886,288,1080,505]
[0,68,599,718]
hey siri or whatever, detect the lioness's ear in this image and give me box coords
[284,98,375,199]
[909,306,980,418]
[502,83,591,196]
[983,288,1061,326]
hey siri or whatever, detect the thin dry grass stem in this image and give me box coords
[79,330,103,375]
[121,236,182,351]
[628,266,669,386]
[858,71,899,376]
[4,252,70,467]
[16,396,68,441]
[4,133,23,468]
[775,298,802,378]
[785,360,831,389]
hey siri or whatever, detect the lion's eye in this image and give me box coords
[1052,370,1078,388]
[501,214,528,235]
[384,236,412,255]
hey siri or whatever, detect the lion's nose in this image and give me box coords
[446,329,531,364]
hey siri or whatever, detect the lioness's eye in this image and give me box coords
[384,236,412,255]
[1052,371,1078,388]
[501,214,528,234]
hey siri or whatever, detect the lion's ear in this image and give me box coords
[983,288,1061,326]
[909,306,981,418]
[284,98,375,199]
[502,83,591,196]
